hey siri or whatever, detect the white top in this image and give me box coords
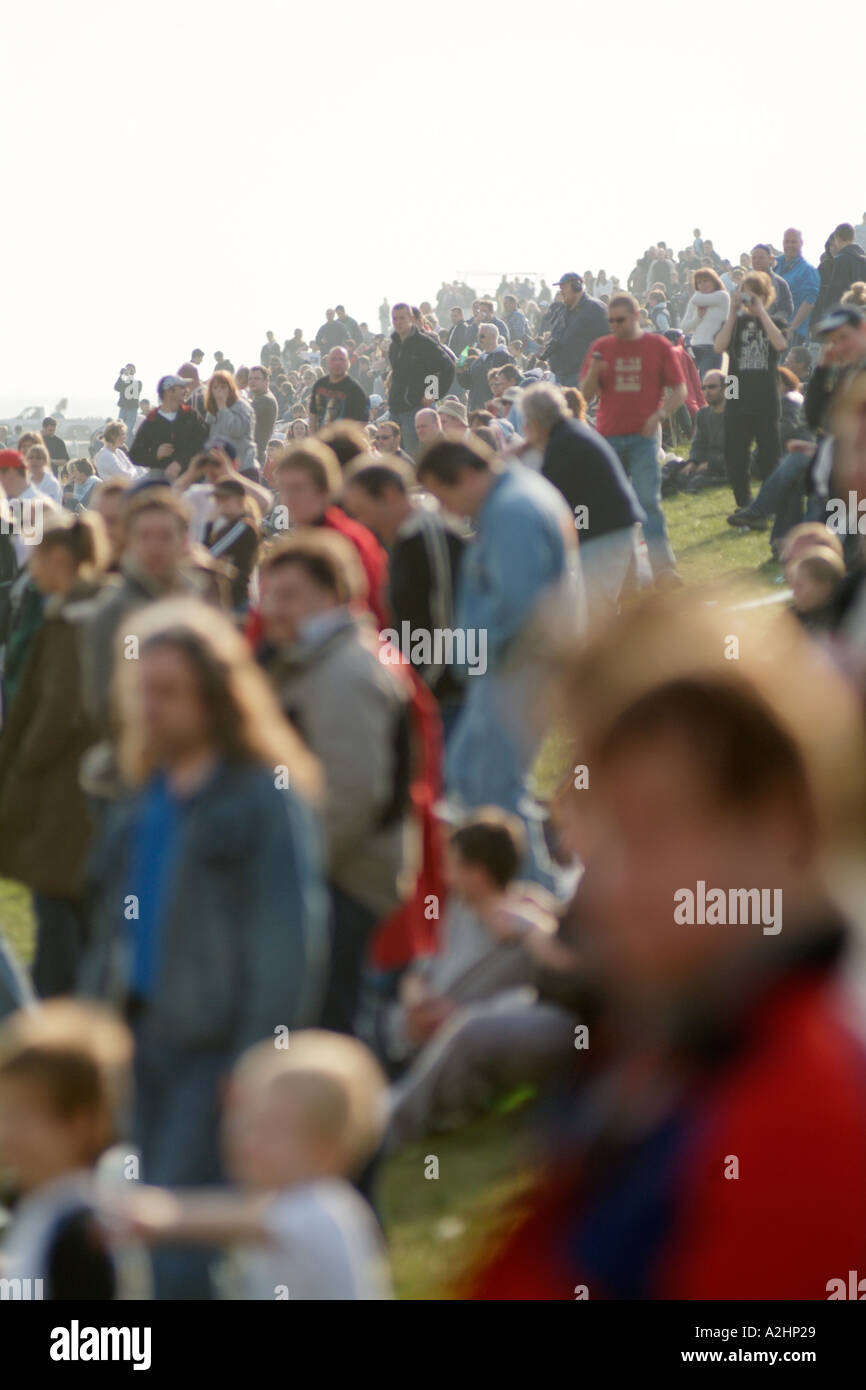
[681,288,731,346]
[30,471,62,505]
[224,1179,392,1301]
[95,446,144,480]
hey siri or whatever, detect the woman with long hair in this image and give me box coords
[0,513,110,995]
[204,370,256,474]
[681,267,730,375]
[81,597,327,1297]
[714,271,787,508]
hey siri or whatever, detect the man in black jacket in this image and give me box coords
[343,460,466,737]
[541,273,609,387]
[388,303,455,457]
[823,224,866,307]
[447,306,473,358]
[128,375,207,478]
[521,381,644,623]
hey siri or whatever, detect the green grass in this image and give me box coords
[0,482,786,1296]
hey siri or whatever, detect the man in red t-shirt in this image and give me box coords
[581,293,686,582]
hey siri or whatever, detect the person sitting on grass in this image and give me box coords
[661,369,727,495]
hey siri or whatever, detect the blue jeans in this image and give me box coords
[605,433,676,575]
[133,1021,230,1298]
[743,449,809,544]
[397,410,420,459]
[119,405,138,437]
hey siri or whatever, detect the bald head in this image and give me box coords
[327,347,350,380]
[782,228,803,259]
[414,408,442,444]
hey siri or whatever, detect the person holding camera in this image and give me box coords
[113,363,142,438]
[714,272,788,508]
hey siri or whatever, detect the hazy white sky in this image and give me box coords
[2,0,859,412]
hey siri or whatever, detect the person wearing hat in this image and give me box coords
[439,397,470,440]
[128,374,208,478]
[539,273,608,387]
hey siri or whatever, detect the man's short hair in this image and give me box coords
[124,488,191,536]
[274,439,342,499]
[250,364,269,380]
[608,292,639,315]
[499,364,521,385]
[416,435,495,486]
[317,421,368,470]
[42,417,57,429]
[833,223,855,244]
[344,460,410,497]
[260,529,363,602]
[522,382,570,432]
[391,301,411,315]
[450,807,526,889]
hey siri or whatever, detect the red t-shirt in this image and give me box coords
[583,332,685,437]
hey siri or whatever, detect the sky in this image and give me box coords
[2,0,860,414]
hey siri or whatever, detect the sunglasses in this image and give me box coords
[608,316,629,324]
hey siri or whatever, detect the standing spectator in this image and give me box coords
[335,305,361,342]
[680,268,730,375]
[81,598,326,1298]
[114,363,142,436]
[204,371,256,475]
[541,273,609,387]
[316,309,348,354]
[343,460,467,726]
[0,515,109,995]
[750,244,794,324]
[447,306,473,358]
[502,295,528,345]
[129,375,207,478]
[247,365,278,466]
[822,222,866,307]
[388,303,455,458]
[309,348,370,431]
[41,418,69,471]
[259,533,409,1035]
[259,331,279,367]
[714,274,788,508]
[776,228,821,345]
[416,437,576,885]
[580,293,686,583]
[521,382,644,624]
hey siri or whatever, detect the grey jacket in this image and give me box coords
[205,398,257,473]
[79,763,328,1051]
[266,610,413,918]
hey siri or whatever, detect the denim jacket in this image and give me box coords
[79,762,328,1052]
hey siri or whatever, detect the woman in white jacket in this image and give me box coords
[681,269,730,378]
[204,370,257,474]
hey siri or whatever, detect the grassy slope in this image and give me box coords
[0,482,783,1297]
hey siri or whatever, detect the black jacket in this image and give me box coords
[128,404,207,474]
[543,296,609,380]
[825,243,866,308]
[388,328,455,414]
[447,320,474,357]
[541,417,644,541]
[389,508,467,703]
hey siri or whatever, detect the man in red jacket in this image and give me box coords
[470,596,866,1300]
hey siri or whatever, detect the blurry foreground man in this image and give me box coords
[471,595,866,1299]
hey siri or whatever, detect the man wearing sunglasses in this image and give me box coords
[581,293,686,585]
[375,422,415,466]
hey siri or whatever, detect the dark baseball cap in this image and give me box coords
[814,305,866,336]
[554,272,584,289]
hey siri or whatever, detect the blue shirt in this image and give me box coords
[775,255,820,340]
[127,775,186,997]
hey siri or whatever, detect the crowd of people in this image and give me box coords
[0,214,865,1301]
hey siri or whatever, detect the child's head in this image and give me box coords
[213,478,248,522]
[224,1031,387,1190]
[0,1002,132,1193]
[781,523,844,585]
[790,548,845,613]
[448,807,525,904]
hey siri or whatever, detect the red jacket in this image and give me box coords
[322,506,390,631]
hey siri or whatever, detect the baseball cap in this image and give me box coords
[157,374,191,395]
[554,273,584,289]
[814,305,866,336]
[0,449,26,471]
